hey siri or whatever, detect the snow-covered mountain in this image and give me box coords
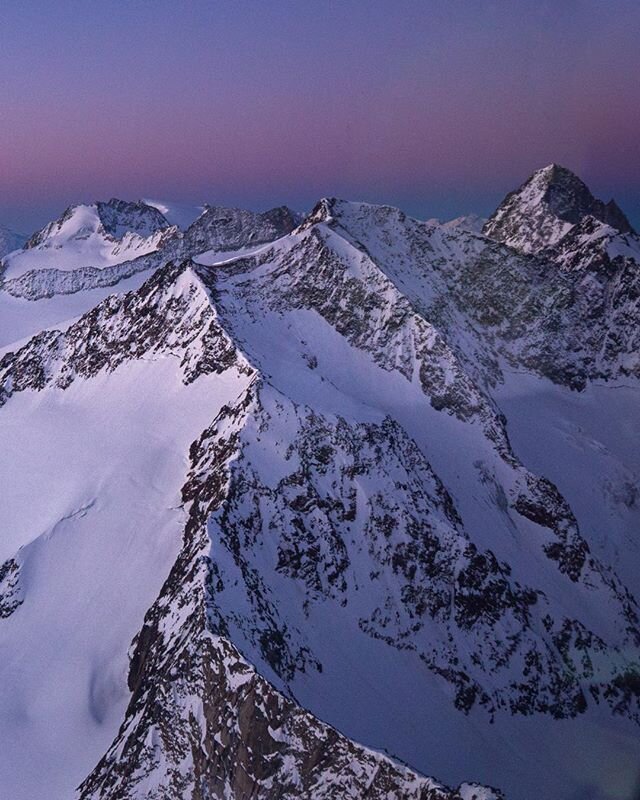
[483,163,635,254]
[0,201,300,346]
[2,199,174,280]
[1,167,639,800]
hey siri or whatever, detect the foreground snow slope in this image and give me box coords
[0,361,248,799]
[0,267,253,799]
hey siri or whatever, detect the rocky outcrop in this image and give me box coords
[0,247,169,300]
[182,204,301,254]
[0,558,22,618]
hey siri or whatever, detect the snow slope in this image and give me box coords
[0,268,253,800]
[0,268,154,350]
[0,361,249,799]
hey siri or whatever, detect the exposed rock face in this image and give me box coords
[78,384,499,800]
[0,247,170,300]
[307,195,640,390]
[0,558,22,618]
[182,204,301,255]
[483,164,635,254]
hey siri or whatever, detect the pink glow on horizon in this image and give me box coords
[1,1,638,230]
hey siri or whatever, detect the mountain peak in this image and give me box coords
[183,204,299,254]
[427,213,487,234]
[483,164,634,253]
[23,199,170,252]
[3,199,173,281]
[537,162,577,179]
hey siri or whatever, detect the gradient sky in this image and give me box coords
[1,0,639,233]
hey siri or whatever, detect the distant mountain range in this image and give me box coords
[1,165,639,800]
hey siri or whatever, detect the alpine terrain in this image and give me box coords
[1,166,639,800]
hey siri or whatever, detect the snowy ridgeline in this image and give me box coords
[0,166,639,800]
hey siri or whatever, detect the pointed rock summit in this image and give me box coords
[483,163,635,254]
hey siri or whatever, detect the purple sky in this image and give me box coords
[1,0,638,233]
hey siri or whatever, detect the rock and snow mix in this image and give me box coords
[0,165,639,800]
